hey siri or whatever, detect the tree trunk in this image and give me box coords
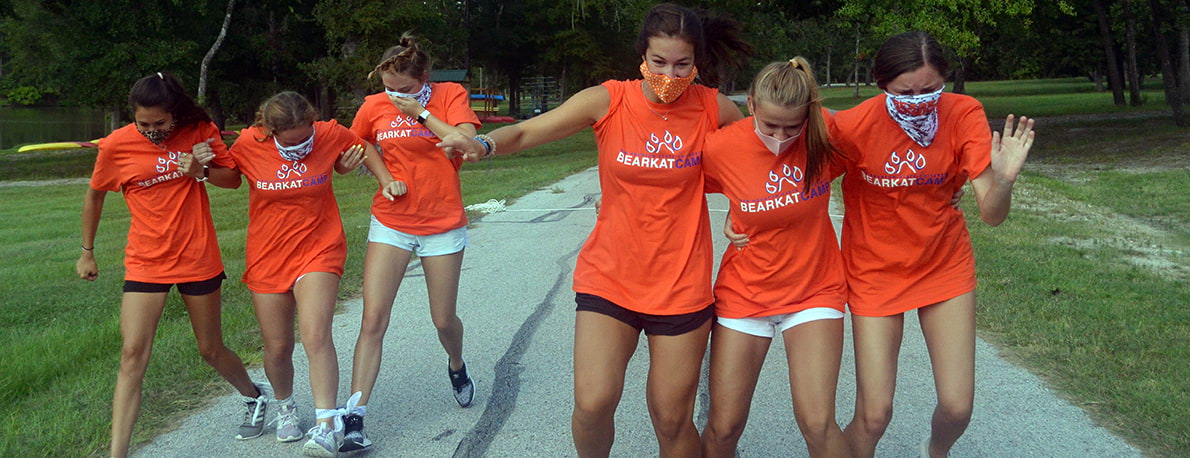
[825,48,832,86]
[1149,0,1189,125]
[1178,15,1190,105]
[108,105,122,132]
[853,25,860,98]
[1124,0,1144,105]
[198,0,237,106]
[507,70,522,118]
[208,89,226,131]
[1093,0,1127,105]
[954,56,971,94]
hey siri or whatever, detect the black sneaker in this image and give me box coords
[449,363,475,408]
[339,413,372,452]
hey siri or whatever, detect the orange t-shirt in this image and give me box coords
[833,93,991,316]
[227,120,362,293]
[90,122,231,283]
[350,83,481,235]
[702,113,847,319]
[574,80,720,315]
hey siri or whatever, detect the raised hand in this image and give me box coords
[990,115,1035,185]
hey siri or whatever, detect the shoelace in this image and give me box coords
[243,400,265,425]
[268,404,298,429]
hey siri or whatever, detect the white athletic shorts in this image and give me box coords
[717,307,844,338]
[367,215,469,257]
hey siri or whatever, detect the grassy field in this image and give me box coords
[2,78,1187,456]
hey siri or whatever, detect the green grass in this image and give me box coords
[819,77,1168,119]
[0,125,595,457]
[965,119,1189,456]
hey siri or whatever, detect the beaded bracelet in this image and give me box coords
[474,134,497,159]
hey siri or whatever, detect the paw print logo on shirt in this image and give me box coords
[884,149,927,174]
[155,151,181,173]
[765,164,804,194]
[276,161,308,179]
[645,130,684,154]
[389,115,418,129]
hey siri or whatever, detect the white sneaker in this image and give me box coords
[270,402,303,442]
[303,422,343,457]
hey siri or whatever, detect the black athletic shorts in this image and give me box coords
[575,292,714,336]
[123,272,227,296]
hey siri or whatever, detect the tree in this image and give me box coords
[1148,0,1190,125]
[198,0,237,108]
[1092,0,1127,104]
[836,0,1040,93]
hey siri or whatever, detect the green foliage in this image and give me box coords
[5,85,40,105]
[837,0,1040,57]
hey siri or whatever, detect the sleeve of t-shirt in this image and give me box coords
[225,129,256,170]
[593,81,623,129]
[955,98,992,181]
[197,122,235,169]
[827,112,860,174]
[349,102,378,144]
[89,136,123,192]
[444,84,482,129]
[327,121,366,154]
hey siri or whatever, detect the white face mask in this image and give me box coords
[754,118,802,155]
[385,83,432,107]
[274,127,315,162]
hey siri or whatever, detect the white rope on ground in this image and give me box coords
[465,198,508,214]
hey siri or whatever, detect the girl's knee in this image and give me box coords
[703,417,745,446]
[936,400,973,427]
[854,402,894,436]
[796,413,836,444]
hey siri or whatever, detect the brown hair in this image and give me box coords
[369,32,432,81]
[749,57,841,185]
[128,72,211,128]
[871,31,950,90]
[634,3,752,89]
[253,91,317,140]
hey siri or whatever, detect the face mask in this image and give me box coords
[884,85,944,147]
[754,118,802,155]
[640,62,698,104]
[139,122,174,145]
[385,83,432,107]
[274,127,315,162]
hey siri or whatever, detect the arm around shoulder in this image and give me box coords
[488,85,609,155]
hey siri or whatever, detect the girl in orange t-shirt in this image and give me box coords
[342,33,482,452]
[76,73,266,458]
[700,58,850,458]
[833,32,1035,457]
[437,4,751,455]
[214,91,405,455]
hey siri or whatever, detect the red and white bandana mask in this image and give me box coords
[884,86,944,147]
[640,62,698,104]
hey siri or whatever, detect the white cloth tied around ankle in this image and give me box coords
[314,391,363,432]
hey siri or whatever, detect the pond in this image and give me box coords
[0,106,108,150]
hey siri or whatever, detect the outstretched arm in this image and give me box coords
[970,114,1035,226]
[438,85,610,161]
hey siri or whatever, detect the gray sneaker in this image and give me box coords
[449,363,475,408]
[271,402,303,442]
[235,384,269,440]
[303,422,343,457]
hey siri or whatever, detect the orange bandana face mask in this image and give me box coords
[640,62,698,103]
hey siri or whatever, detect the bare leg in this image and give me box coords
[110,292,168,458]
[422,250,466,370]
[843,314,904,458]
[918,292,976,457]
[572,311,639,458]
[785,318,850,458]
[350,242,413,405]
[181,287,258,397]
[646,319,712,458]
[701,324,770,458]
[252,292,296,401]
[294,272,342,426]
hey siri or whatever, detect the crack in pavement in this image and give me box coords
[452,197,593,457]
